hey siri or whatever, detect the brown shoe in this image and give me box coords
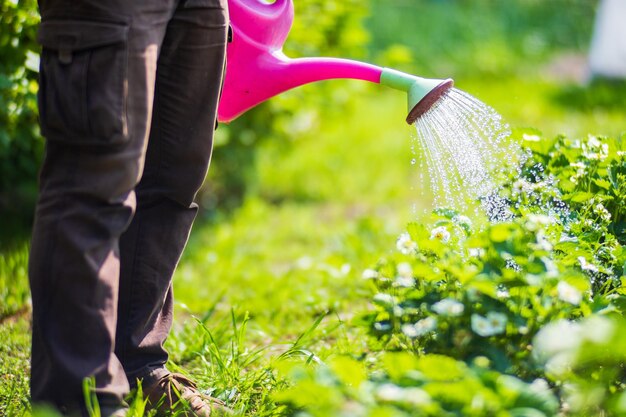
[143,372,233,416]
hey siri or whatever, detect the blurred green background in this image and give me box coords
[1,0,626,412]
[4,0,626,328]
[1,0,624,235]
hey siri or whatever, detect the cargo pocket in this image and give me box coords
[38,20,129,145]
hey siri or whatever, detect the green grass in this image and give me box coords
[1,0,626,415]
[0,316,30,416]
[0,242,30,319]
[2,76,625,417]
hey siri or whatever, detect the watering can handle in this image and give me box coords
[219,0,453,124]
[227,0,295,51]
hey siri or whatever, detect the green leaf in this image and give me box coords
[467,279,498,298]
[329,356,367,388]
[415,355,466,381]
[594,178,611,190]
[433,207,459,219]
[563,191,595,203]
[489,224,512,243]
[382,352,420,382]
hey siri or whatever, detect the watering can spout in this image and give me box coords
[218,0,454,124]
[380,68,454,124]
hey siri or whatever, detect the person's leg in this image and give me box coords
[115,0,228,385]
[29,0,175,413]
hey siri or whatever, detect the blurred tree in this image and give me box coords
[366,0,598,78]
[0,0,40,229]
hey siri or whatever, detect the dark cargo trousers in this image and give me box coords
[28,0,228,413]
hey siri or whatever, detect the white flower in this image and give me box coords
[600,143,609,156]
[533,231,553,252]
[593,203,611,222]
[362,269,379,279]
[454,215,472,225]
[468,248,485,258]
[487,312,507,333]
[512,180,526,194]
[373,293,395,308]
[534,317,615,376]
[402,388,432,406]
[582,136,609,160]
[496,288,510,299]
[396,232,417,255]
[374,322,392,332]
[376,385,431,406]
[557,281,582,305]
[583,315,615,344]
[432,298,465,317]
[430,226,451,243]
[578,256,599,273]
[534,320,582,358]
[414,316,437,336]
[401,324,419,338]
[471,314,492,337]
[394,276,415,288]
[296,256,313,269]
[528,213,553,224]
[376,384,405,402]
[396,262,413,278]
[569,161,587,184]
[542,257,560,277]
[533,320,582,375]
[453,215,472,230]
[529,379,551,394]
[587,135,601,148]
[471,312,507,337]
[526,214,553,231]
[393,265,415,287]
[523,133,541,142]
[511,179,544,194]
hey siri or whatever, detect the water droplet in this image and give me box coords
[411,88,520,220]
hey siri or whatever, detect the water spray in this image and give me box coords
[218,0,454,125]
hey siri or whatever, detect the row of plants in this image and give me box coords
[274,133,626,416]
[19,136,625,417]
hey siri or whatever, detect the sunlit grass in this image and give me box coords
[461,76,626,139]
[0,243,30,319]
[0,317,30,416]
[2,0,625,412]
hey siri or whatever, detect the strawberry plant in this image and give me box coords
[276,134,626,417]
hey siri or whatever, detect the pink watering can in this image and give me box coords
[217,0,454,125]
